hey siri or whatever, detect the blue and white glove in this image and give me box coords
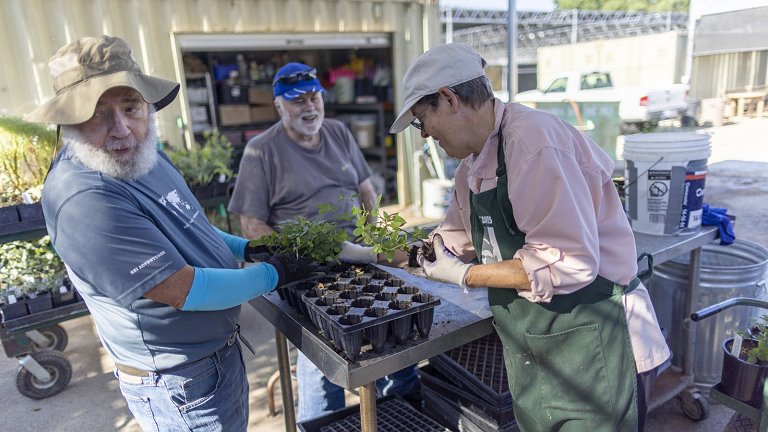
[418,235,473,288]
[337,241,378,264]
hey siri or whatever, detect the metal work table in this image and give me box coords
[249,225,718,432]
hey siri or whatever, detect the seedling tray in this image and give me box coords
[300,264,440,361]
[297,395,450,432]
[429,333,511,407]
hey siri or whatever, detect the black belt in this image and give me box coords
[115,324,254,378]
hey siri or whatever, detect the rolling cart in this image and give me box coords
[692,297,768,431]
[1,218,90,400]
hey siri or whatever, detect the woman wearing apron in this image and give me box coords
[390,43,670,432]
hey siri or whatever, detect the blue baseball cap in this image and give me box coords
[272,62,326,101]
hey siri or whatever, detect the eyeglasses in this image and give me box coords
[273,69,317,86]
[410,107,428,131]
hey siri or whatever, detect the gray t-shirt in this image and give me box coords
[228,119,372,235]
[42,149,240,371]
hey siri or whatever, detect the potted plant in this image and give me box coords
[0,236,66,316]
[0,284,28,321]
[253,216,349,264]
[720,315,768,409]
[0,117,55,233]
[166,130,234,199]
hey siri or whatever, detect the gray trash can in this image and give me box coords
[647,239,768,389]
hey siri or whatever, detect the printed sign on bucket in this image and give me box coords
[623,133,711,236]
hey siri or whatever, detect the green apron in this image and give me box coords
[470,122,640,431]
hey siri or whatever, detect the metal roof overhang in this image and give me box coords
[694,6,768,56]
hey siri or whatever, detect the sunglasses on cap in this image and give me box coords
[273,69,318,86]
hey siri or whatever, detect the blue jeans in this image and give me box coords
[116,342,249,432]
[296,351,420,422]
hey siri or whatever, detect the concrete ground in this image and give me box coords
[1,116,767,431]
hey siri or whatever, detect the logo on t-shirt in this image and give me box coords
[158,189,199,229]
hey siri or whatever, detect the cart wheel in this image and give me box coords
[16,351,73,400]
[678,390,710,421]
[31,324,69,352]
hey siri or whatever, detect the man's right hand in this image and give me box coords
[267,254,316,287]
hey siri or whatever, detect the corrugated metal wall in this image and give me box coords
[692,50,768,98]
[0,0,440,205]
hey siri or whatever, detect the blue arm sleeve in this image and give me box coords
[180,263,279,311]
[213,227,248,261]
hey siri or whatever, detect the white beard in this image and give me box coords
[63,111,158,181]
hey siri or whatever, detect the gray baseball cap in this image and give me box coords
[390,43,485,133]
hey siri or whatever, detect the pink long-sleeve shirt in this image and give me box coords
[433,99,670,372]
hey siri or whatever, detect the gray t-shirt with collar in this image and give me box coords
[42,149,240,371]
[228,118,372,235]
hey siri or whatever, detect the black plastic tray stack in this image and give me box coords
[277,263,440,361]
[421,333,518,432]
[297,395,450,432]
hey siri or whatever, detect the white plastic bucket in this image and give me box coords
[623,132,711,236]
[422,179,454,219]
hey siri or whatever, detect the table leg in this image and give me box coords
[683,247,702,377]
[275,329,297,432]
[359,382,378,432]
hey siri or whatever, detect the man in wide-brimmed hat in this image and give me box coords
[28,35,314,431]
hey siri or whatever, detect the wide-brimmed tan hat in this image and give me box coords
[390,43,485,133]
[25,35,179,125]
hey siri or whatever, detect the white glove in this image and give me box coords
[418,235,473,288]
[337,241,377,264]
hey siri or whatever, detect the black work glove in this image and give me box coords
[408,245,422,268]
[244,241,272,263]
[267,254,317,287]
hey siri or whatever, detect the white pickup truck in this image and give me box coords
[514,71,690,132]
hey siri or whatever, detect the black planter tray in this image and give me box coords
[420,364,515,425]
[2,301,88,332]
[429,333,511,407]
[297,395,450,432]
[422,386,519,432]
[299,264,440,361]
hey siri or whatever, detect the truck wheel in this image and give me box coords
[16,351,73,399]
[31,324,69,352]
[620,122,640,134]
[681,115,698,127]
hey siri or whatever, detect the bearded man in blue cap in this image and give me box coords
[228,62,420,422]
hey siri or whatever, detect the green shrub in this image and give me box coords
[166,130,233,186]
[0,117,56,205]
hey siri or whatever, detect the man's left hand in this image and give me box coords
[418,235,473,287]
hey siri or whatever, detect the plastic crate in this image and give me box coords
[297,395,450,432]
[429,333,511,407]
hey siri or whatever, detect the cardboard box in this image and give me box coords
[248,86,274,105]
[219,105,252,126]
[250,105,279,123]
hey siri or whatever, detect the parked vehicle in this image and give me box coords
[514,71,690,132]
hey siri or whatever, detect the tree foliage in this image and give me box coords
[555,0,689,12]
